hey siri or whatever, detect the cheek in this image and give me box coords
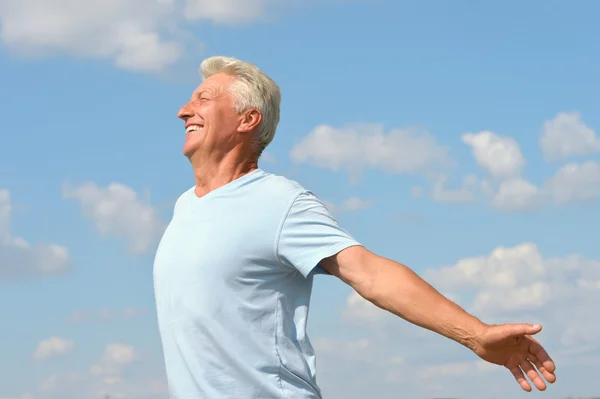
[208,110,235,132]
[223,109,242,128]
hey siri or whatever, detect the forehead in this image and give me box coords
[193,73,235,96]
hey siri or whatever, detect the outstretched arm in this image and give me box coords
[319,245,557,392]
[320,245,486,347]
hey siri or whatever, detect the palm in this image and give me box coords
[472,323,557,392]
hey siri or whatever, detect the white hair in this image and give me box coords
[199,56,281,157]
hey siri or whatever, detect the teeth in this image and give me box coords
[186,125,203,134]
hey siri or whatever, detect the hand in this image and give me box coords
[471,323,556,392]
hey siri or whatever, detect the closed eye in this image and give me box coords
[194,89,211,102]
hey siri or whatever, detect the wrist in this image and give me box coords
[462,320,491,351]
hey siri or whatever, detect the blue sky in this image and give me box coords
[1,1,599,398]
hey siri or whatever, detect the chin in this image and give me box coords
[182,144,198,159]
[183,147,199,158]
[182,138,202,158]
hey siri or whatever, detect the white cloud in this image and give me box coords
[431,174,477,203]
[313,336,409,399]
[0,0,281,72]
[314,323,503,399]
[259,151,277,164]
[184,0,274,24]
[294,119,599,212]
[37,372,167,399]
[423,242,600,328]
[0,190,9,238]
[457,131,540,211]
[313,337,372,356]
[290,124,452,180]
[473,281,552,313]
[33,337,74,360]
[491,177,541,211]
[541,112,600,161]
[0,0,183,72]
[0,190,70,280]
[424,242,544,293]
[487,160,600,212]
[324,196,372,214]
[339,197,371,211]
[389,212,424,225]
[90,343,137,376]
[34,342,166,399]
[410,186,423,198]
[459,126,600,211]
[68,307,146,323]
[417,360,495,379]
[413,242,597,328]
[342,290,390,325]
[462,130,525,180]
[0,394,35,399]
[63,182,165,254]
[418,243,600,380]
[544,161,600,204]
[314,242,600,398]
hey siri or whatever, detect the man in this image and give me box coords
[153,56,556,399]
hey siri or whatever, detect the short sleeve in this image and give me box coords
[276,191,362,278]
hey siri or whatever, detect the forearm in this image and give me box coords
[357,256,487,350]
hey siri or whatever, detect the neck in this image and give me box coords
[190,148,258,198]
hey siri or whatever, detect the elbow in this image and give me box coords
[352,274,377,302]
[351,272,394,316]
[349,255,403,310]
[349,257,382,303]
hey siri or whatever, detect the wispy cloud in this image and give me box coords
[0,0,311,73]
[541,112,600,161]
[63,182,166,254]
[0,190,70,280]
[33,337,74,360]
[291,123,452,181]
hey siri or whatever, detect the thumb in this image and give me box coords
[501,323,542,339]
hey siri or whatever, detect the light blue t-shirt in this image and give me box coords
[153,168,361,399]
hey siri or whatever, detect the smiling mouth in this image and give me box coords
[185,125,204,134]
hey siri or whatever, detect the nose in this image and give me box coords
[177,102,194,120]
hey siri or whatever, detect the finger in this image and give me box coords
[520,358,547,391]
[528,339,556,373]
[509,365,532,392]
[528,353,557,384]
[499,324,543,342]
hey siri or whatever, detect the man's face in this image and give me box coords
[177,73,242,160]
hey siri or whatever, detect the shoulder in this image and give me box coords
[258,170,306,193]
[254,170,314,203]
[246,171,335,227]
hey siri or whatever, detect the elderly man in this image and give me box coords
[152,56,556,398]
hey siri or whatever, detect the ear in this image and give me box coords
[238,109,262,133]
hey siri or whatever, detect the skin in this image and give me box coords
[177,72,261,198]
[319,246,557,392]
[176,71,557,392]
